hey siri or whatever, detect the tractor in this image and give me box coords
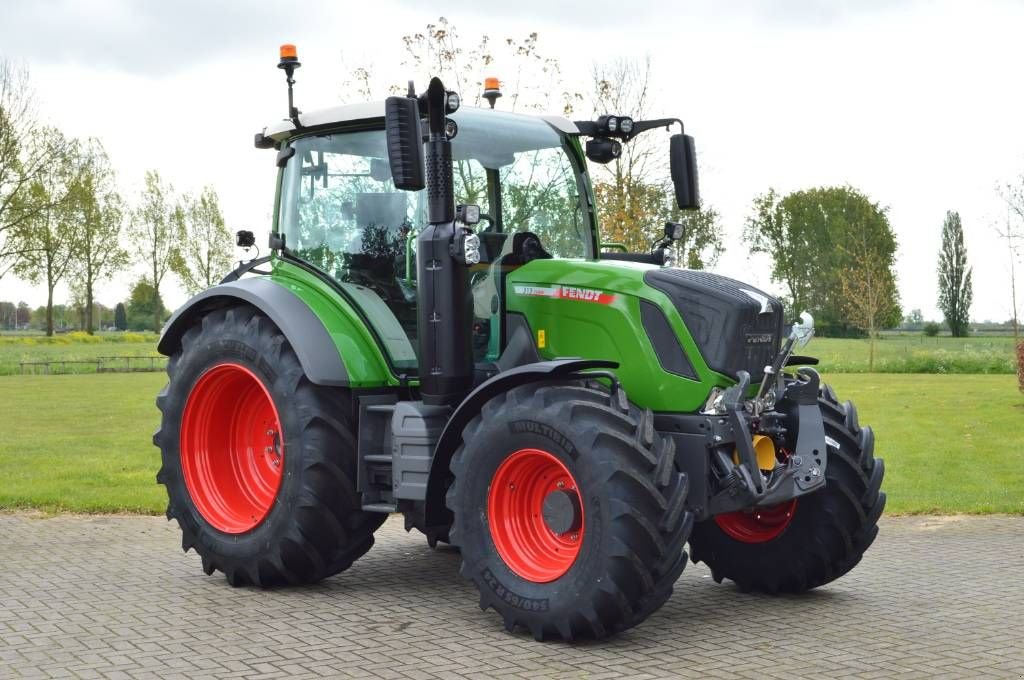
[154,46,885,641]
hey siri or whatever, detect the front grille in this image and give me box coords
[643,269,784,381]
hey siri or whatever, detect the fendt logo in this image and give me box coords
[513,285,615,305]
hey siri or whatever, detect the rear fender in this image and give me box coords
[157,278,349,386]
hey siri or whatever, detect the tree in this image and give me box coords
[114,302,127,331]
[0,300,14,329]
[744,186,901,334]
[8,129,84,336]
[839,228,901,370]
[903,309,924,329]
[129,170,175,331]
[72,138,128,333]
[126,278,164,331]
[590,57,723,267]
[15,300,29,328]
[0,60,68,278]
[341,17,582,115]
[169,186,233,295]
[937,210,972,337]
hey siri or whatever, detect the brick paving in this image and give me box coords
[1,513,1022,679]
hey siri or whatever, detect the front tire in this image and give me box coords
[446,382,693,640]
[154,306,385,586]
[689,385,885,593]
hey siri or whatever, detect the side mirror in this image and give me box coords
[385,96,425,191]
[669,134,699,210]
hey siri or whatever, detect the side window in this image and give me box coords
[281,132,423,370]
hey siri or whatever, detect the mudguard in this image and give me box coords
[423,358,618,526]
[157,277,349,386]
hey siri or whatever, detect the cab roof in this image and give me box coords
[262,101,580,141]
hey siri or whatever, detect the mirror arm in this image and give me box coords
[574,117,683,142]
[622,118,682,142]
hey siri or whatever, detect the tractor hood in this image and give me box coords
[505,258,785,406]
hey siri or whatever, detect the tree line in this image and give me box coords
[0,60,234,335]
[5,20,1020,342]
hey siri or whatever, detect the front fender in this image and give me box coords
[157,278,349,386]
[423,358,618,526]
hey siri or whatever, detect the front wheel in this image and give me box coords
[689,386,885,593]
[154,306,385,586]
[446,382,693,640]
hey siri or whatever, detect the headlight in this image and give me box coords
[619,117,634,134]
[606,116,618,133]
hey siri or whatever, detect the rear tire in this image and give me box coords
[688,385,885,593]
[154,306,385,586]
[446,382,693,640]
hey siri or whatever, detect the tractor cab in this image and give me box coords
[267,106,593,371]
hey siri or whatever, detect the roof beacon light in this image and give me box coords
[277,44,303,129]
[483,77,502,109]
[278,44,299,65]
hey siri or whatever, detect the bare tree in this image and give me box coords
[340,17,582,114]
[590,57,723,265]
[839,229,901,371]
[0,59,67,277]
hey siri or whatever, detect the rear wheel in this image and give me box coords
[447,382,693,640]
[689,385,885,593]
[155,306,385,586]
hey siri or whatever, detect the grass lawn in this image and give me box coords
[0,373,168,513]
[826,374,1023,514]
[1,372,1021,515]
[807,335,1017,374]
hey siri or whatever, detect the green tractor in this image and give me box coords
[154,47,885,640]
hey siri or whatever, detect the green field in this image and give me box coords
[0,332,161,375]
[807,335,1017,374]
[0,372,1020,515]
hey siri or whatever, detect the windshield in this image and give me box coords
[278,109,592,370]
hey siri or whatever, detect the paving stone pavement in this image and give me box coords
[1,513,1022,679]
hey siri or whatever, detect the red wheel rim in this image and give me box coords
[714,499,798,544]
[180,363,284,534]
[487,448,584,583]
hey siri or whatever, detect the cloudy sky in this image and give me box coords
[1,0,1022,322]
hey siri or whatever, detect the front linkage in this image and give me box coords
[706,367,827,516]
[697,314,829,518]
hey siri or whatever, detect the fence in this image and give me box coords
[18,355,167,375]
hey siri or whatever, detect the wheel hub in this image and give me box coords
[179,363,284,534]
[487,448,584,583]
[541,489,582,535]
